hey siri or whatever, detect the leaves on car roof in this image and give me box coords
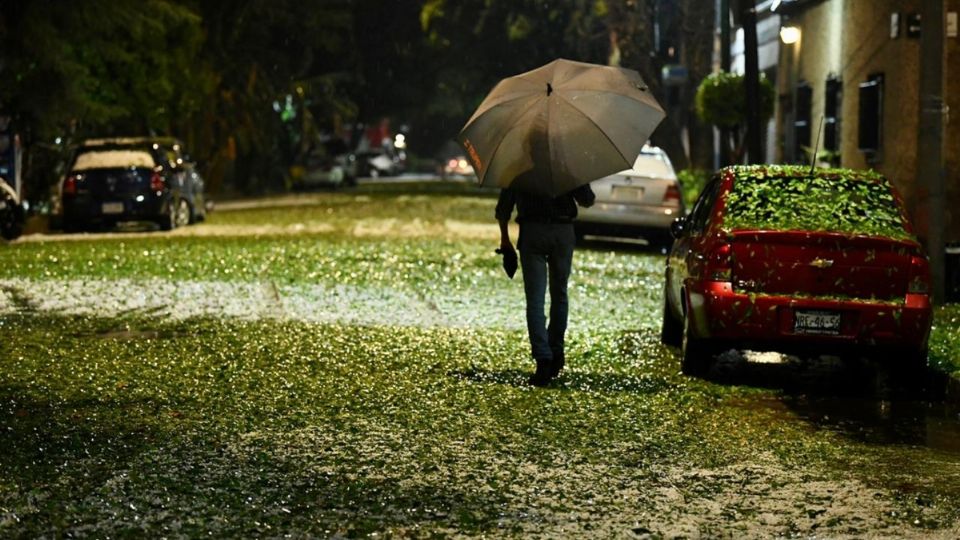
[721,165,913,242]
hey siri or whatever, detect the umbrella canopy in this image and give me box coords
[458,58,666,197]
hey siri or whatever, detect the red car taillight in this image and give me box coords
[150,171,165,192]
[62,175,78,196]
[705,243,732,282]
[663,183,682,204]
[908,255,931,294]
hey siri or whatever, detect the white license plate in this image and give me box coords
[101,202,124,214]
[610,185,644,202]
[794,310,841,334]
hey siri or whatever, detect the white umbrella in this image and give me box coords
[458,58,666,197]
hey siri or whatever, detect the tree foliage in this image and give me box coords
[0,0,723,199]
[187,0,357,193]
[0,0,204,138]
[695,71,774,129]
[695,71,774,164]
[0,0,360,197]
[597,0,717,170]
[415,0,607,153]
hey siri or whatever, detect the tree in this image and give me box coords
[0,0,207,200]
[0,0,204,137]
[417,0,608,155]
[0,0,359,198]
[601,0,717,171]
[188,0,357,193]
[695,71,774,164]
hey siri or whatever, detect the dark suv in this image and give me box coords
[60,137,206,231]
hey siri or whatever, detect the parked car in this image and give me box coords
[356,149,404,178]
[574,145,684,249]
[60,137,205,231]
[69,137,207,224]
[296,148,357,189]
[662,165,932,376]
[443,156,475,178]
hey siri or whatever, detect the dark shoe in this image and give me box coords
[548,354,565,379]
[528,358,554,387]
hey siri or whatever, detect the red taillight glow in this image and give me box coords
[663,183,682,204]
[150,172,165,192]
[63,175,77,196]
[907,255,931,294]
[706,243,732,282]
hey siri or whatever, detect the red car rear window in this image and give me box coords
[723,168,911,241]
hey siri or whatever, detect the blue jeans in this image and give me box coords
[518,222,575,362]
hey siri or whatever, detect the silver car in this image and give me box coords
[575,145,685,249]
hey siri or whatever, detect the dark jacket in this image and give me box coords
[495,184,596,224]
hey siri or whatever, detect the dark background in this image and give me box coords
[0,0,716,201]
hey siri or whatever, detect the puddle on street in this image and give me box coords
[737,393,960,455]
[781,395,960,453]
[715,349,960,454]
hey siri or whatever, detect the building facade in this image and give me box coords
[770,0,959,247]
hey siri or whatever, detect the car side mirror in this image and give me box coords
[670,217,686,239]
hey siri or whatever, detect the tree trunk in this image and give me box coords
[687,116,714,170]
[680,0,716,170]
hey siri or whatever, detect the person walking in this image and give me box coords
[496,180,596,387]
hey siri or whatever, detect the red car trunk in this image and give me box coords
[729,230,923,301]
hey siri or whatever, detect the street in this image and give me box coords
[2,188,960,538]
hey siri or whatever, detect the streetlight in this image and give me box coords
[780,26,801,44]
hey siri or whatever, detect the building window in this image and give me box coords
[824,77,842,159]
[858,74,884,157]
[794,82,812,163]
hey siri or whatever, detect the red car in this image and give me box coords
[662,165,932,376]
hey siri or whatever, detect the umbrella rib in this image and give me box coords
[555,93,634,168]
[463,92,541,127]
[544,96,554,191]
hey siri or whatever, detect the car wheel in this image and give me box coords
[158,199,177,231]
[0,205,23,241]
[174,199,191,228]
[681,305,712,377]
[188,197,201,224]
[1,221,23,240]
[660,284,683,347]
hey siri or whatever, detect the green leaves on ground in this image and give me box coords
[4,313,960,537]
[2,191,960,537]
